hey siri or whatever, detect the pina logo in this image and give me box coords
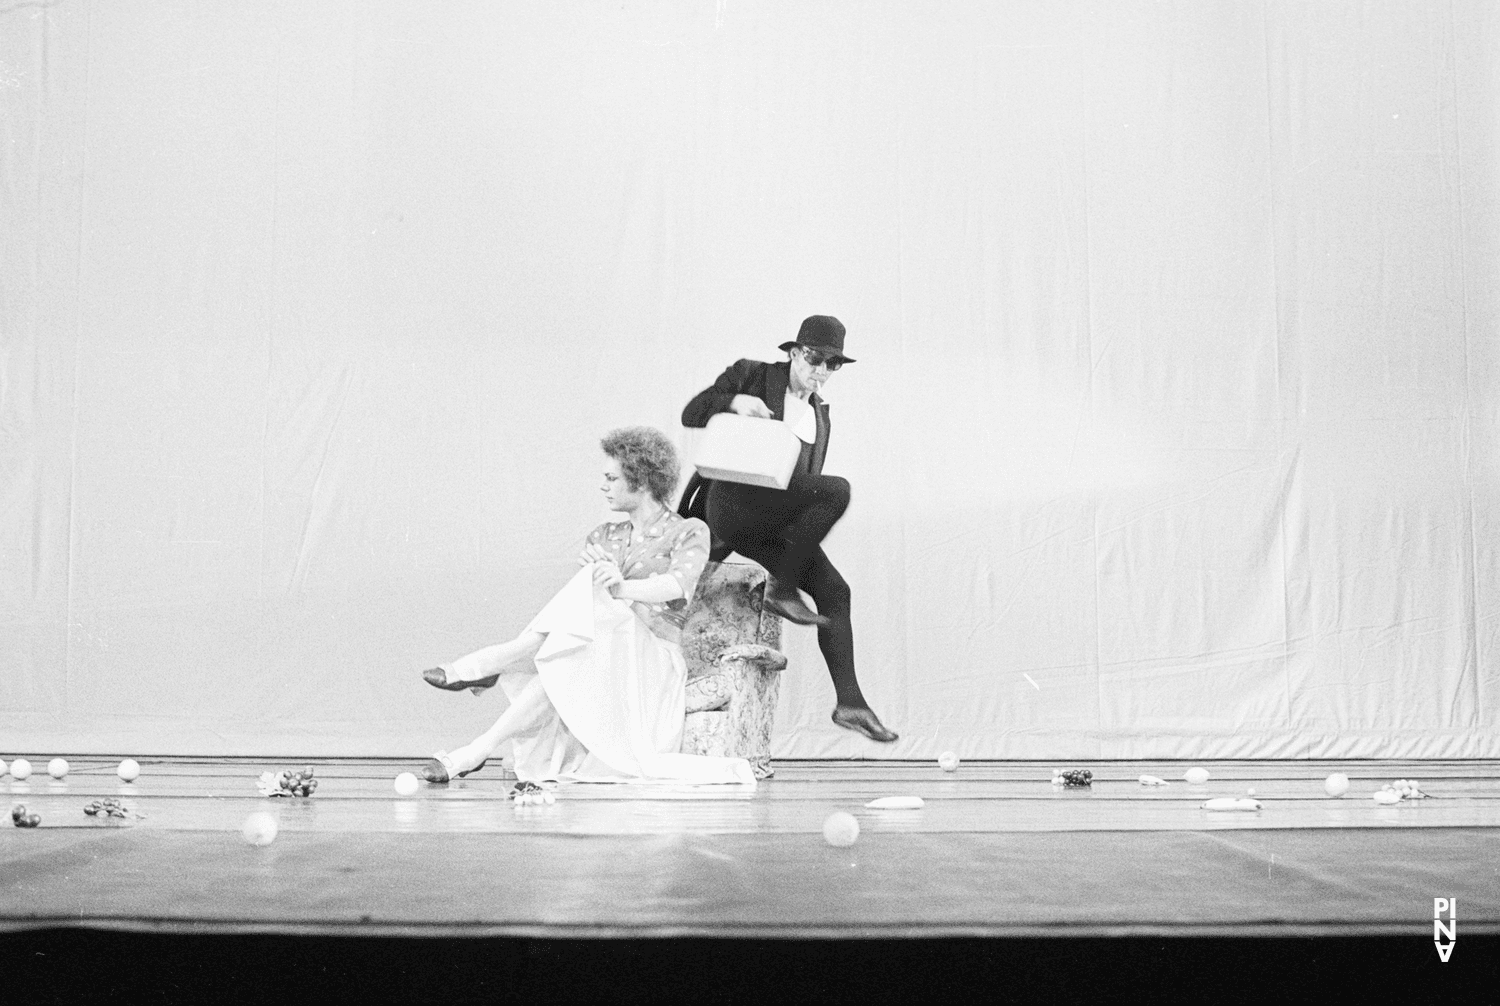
[1434,898,1456,962]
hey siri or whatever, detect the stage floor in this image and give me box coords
[3,759,1497,938]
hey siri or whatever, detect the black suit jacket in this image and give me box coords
[677,359,830,524]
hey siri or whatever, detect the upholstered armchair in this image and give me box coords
[678,561,786,779]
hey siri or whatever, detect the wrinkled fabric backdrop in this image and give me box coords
[3,1,1497,758]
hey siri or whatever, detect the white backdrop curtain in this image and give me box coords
[2,1,1497,758]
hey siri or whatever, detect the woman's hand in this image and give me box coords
[580,544,623,593]
[591,558,624,594]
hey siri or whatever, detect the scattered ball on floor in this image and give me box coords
[117,759,141,783]
[1323,773,1350,797]
[393,772,419,797]
[48,758,69,779]
[823,811,859,847]
[10,759,32,781]
[938,751,959,772]
[0,759,7,777]
[1372,789,1401,805]
[241,811,278,846]
[1183,767,1210,785]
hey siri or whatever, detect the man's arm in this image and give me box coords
[681,358,765,428]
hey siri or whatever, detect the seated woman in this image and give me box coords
[418,426,754,787]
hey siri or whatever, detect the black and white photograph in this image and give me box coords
[2,0,1497,999]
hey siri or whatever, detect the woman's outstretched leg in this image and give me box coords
[433,673,554,779]
[432,631,544,687]
[444,633,542,684]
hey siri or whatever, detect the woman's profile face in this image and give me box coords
[601,455,646,513]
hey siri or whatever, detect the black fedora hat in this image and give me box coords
[778,315,856,364]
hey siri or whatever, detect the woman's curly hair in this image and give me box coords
[601,426,681,505]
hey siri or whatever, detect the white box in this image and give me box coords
[686,413,803,489]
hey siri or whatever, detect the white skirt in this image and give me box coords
[498,564,756,787]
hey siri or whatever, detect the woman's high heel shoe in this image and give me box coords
[421,667,500,693]
[420,752,488,784]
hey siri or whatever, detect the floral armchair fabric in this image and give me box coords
[679,561,786,780]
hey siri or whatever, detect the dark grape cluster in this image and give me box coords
[11,804,40,828]
[1052,768,1093,788]
[84,798,130,819]
[272,766,318,797]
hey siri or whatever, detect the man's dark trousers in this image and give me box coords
[703,474,869,710]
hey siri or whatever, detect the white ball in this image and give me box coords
[0,759,7,778]
[47,758,69,779]
[117,759,141,783]
[1323,773,1349,797]
[938,751,959,772]
[11,758,32,781]
[822,811,860,847]
[1183,767,1210,785]
[393,772,419,797]
[242,811,279,846]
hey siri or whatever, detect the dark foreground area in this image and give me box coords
[2,929,1491,1002]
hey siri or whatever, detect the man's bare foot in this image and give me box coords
[832,705,898,743]
[762,578,831,627]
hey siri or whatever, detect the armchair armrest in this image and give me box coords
[717,643,787,672]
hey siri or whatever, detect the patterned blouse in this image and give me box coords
[582,511,711,645]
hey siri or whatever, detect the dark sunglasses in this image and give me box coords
[798,348,843,371]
